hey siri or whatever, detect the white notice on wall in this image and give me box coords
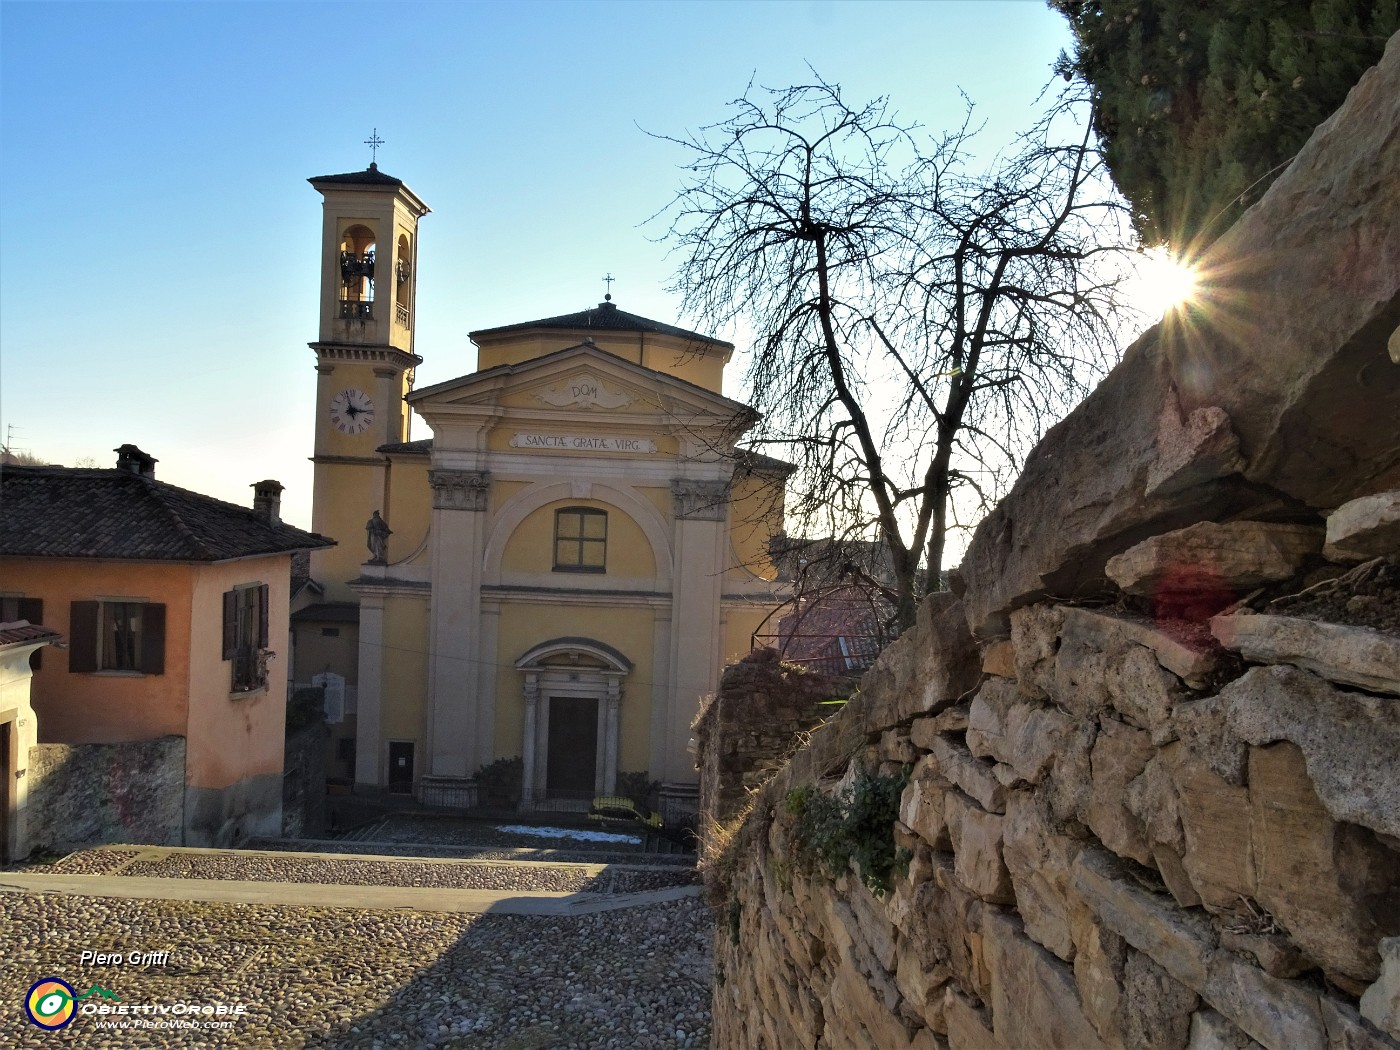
[510,433,657,453]
[312,671,346,725]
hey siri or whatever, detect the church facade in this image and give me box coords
[292,165,789,813]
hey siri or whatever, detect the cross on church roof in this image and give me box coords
[364,128,385,165]
[603,273,615,299]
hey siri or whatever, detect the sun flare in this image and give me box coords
[1131,246,1200,318]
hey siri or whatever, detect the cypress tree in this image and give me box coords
[1052,0,1398,250]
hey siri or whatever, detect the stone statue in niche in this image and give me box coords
[365,510,392,564]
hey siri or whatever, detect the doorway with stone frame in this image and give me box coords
[514,638,630,810]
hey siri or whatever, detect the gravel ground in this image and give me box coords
[0,891,713,1049]
[109,853,697,894]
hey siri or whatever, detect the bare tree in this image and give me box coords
[654,78,1132,630]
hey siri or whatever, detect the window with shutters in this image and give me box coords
[67,600,165,675]
[223,584,270,694]
[553,508,607,572]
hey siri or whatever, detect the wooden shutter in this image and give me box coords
[68,601,99,673]
[257,584,269,649]
[140,603,166,675]
[222,589,238,660]
[18,598,43,670]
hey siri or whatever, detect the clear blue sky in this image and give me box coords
[1,1,1076,529]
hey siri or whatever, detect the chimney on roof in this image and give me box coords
[114,444,157,478]
[252,480,284,525]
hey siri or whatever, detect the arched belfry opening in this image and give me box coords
[339,224,376,319]
[514,638,631,809]
[394,232,412,327]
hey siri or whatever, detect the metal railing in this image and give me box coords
[338,300,374,321]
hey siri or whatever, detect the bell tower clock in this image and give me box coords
[307,161,430,599]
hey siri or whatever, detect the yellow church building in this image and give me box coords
[292,163,790,816]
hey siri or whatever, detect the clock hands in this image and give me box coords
[330,390,374,434]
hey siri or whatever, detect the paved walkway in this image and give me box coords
[0,844,701,915]
[0,870,702,914]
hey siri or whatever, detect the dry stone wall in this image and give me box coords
[25,737,185,851]
[700,34,1400,1050]
[706,554,1400,1049]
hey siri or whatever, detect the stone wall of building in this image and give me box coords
[25,737,185,851]
[700,35,1400,1050]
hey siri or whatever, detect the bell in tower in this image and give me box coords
[339,229,376,321]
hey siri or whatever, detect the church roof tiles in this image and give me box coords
[377,438,433,455]
[307,163,405,188]
[470,300,731,347]
[0,465,334,562]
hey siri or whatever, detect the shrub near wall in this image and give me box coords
[693,648,857,846]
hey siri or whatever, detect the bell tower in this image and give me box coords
[307,163,430,599]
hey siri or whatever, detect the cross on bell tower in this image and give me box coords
[364,128,385,165]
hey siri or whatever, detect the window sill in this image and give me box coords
[89,670,148,678]
[230,683,269,701]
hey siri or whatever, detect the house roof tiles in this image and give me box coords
[0,620,62,648]
[0,465,335,562]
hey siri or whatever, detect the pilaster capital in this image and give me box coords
[671,478,730,521]
[429,469,490,511]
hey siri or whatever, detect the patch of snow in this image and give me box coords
[496,824,640,845]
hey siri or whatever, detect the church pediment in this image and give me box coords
[408,342,753,425]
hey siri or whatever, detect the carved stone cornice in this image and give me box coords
[430,469,490,511]
[309,342,422,368]
[671,478,730,521]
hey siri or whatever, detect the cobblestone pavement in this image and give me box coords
[0,891,713,1049]
[40,847,698,895]
[2,821,711,1048]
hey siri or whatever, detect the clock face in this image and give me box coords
[329,388,375,434]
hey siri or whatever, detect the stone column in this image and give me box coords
[665,477,730,786]
[425,469,490,778]
[354,586,386,790]
[520,672,540,806]
[603,677,622,797]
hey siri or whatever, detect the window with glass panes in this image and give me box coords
[101,602,145,671]
[554,508,606,572]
